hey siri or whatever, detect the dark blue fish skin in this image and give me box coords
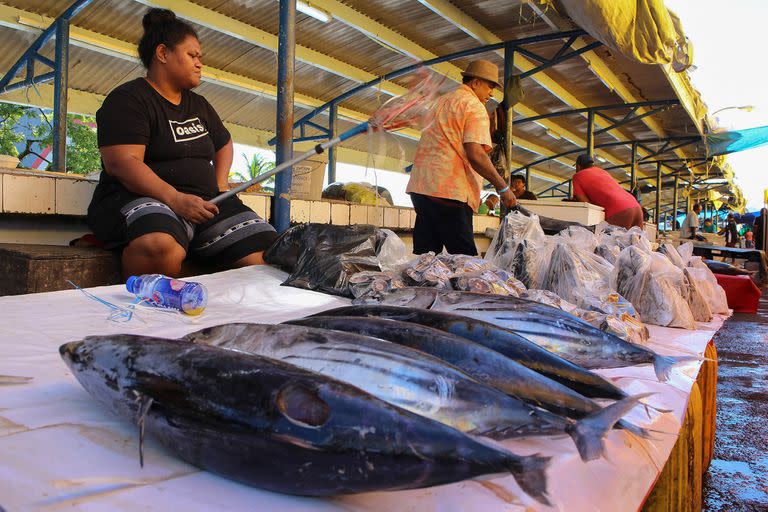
[361,288,687,382]
[59,335,550,501]
[288,315,601,419]
[312,305,626,400]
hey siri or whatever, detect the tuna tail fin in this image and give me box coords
[653,355,705,382]
[568,392,655,462]
[506,453,551,506]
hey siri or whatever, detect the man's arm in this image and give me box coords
[464,142,516,208]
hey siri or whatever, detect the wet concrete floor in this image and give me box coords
[704,288,768,511]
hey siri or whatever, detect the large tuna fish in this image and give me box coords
[310,305,626,400]
[185,323,647,462]
[287,315,652,438]
[59,335,551,501]
[358,288,694,381]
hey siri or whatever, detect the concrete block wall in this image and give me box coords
[0,168,499,247]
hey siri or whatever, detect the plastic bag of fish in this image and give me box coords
[612,245,698,329]
[677,243,729,314]
[450,268,526,296]
[523,289,649,344]
[264,223,390,297]
[539,242,613,309]
[485,211,548,276]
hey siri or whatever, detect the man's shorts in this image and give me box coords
[410,192,477,256]
[87,188,278,265]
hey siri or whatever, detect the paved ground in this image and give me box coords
[703,287,768,511]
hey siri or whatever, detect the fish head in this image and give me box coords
[373,287,437,308]
[181,323,256,346]
[59,335,158,417]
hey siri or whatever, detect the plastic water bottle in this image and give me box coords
[126,274,208,315]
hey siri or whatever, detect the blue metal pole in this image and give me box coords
[327,103,337,184]
[52,19,70,172]
[586,110,595,158]
[273,0,296,233]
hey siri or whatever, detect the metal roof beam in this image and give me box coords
[525,2,689,159]
[0,82,414,174]
[133,0,408,97]
[307,0,627,171]
[411,0,673,178]
[0,3,570,184]
[0,4,415,135]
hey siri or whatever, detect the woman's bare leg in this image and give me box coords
[122,232,186,278]
[232,251,267,267]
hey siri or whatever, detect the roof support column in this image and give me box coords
[273,0,296,233]
[503,45,514,185]
[630,142,637,193]
[673,174,680,229]
[327,103,338,184]
[655,161,662,226]
[52,18,70,172]
[586,110,595,158]
[525,166,530,191]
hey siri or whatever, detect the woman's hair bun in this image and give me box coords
[142,8,176,31]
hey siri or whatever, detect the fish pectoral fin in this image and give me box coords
[135,392,155,468]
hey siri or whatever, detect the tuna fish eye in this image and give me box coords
[276,384,330,428]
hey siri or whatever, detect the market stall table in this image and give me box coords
[0,266,724,511]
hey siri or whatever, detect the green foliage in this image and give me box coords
[40,114,101,175]
[0,102,100,174]
[230,152,276,190]
[0,103,27,157]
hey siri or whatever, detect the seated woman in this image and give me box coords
[87,9,277,278]
[571,154,644,229]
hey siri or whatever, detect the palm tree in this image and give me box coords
[229,153,276,192]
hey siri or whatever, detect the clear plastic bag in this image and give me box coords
[612,246,696,329]
[377,229,410,271]
[402,252,453,289]
[521,289,581,315]
[450,269,526,296]
[485,211,546,267]
[657,243,686,269]
[687,258,730,314]
[540,242,613,308]
[437,254,492,274]
[349,270,406,300]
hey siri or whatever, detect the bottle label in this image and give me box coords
[144,279,192,312]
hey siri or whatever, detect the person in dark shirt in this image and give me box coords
[511,175,536,200]
[87,8,277,278]
[718,213,740,247]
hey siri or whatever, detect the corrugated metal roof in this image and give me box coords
[0,0,718,191]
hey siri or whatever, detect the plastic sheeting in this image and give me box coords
[0,266,727,511]
[706,125,768,157]
[556,0,692,70]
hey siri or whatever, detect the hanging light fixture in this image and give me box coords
[297,1,331,22]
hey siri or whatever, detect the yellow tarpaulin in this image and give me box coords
[554,0,693,71]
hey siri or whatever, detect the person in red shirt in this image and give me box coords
[571,154,644,229]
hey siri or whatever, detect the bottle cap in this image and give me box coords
[126,275,138,293]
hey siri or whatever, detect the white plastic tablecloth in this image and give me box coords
[0,266,725,511]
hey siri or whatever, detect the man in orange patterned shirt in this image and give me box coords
[406,60,516,255]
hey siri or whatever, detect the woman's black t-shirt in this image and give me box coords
[94,78,230,200]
